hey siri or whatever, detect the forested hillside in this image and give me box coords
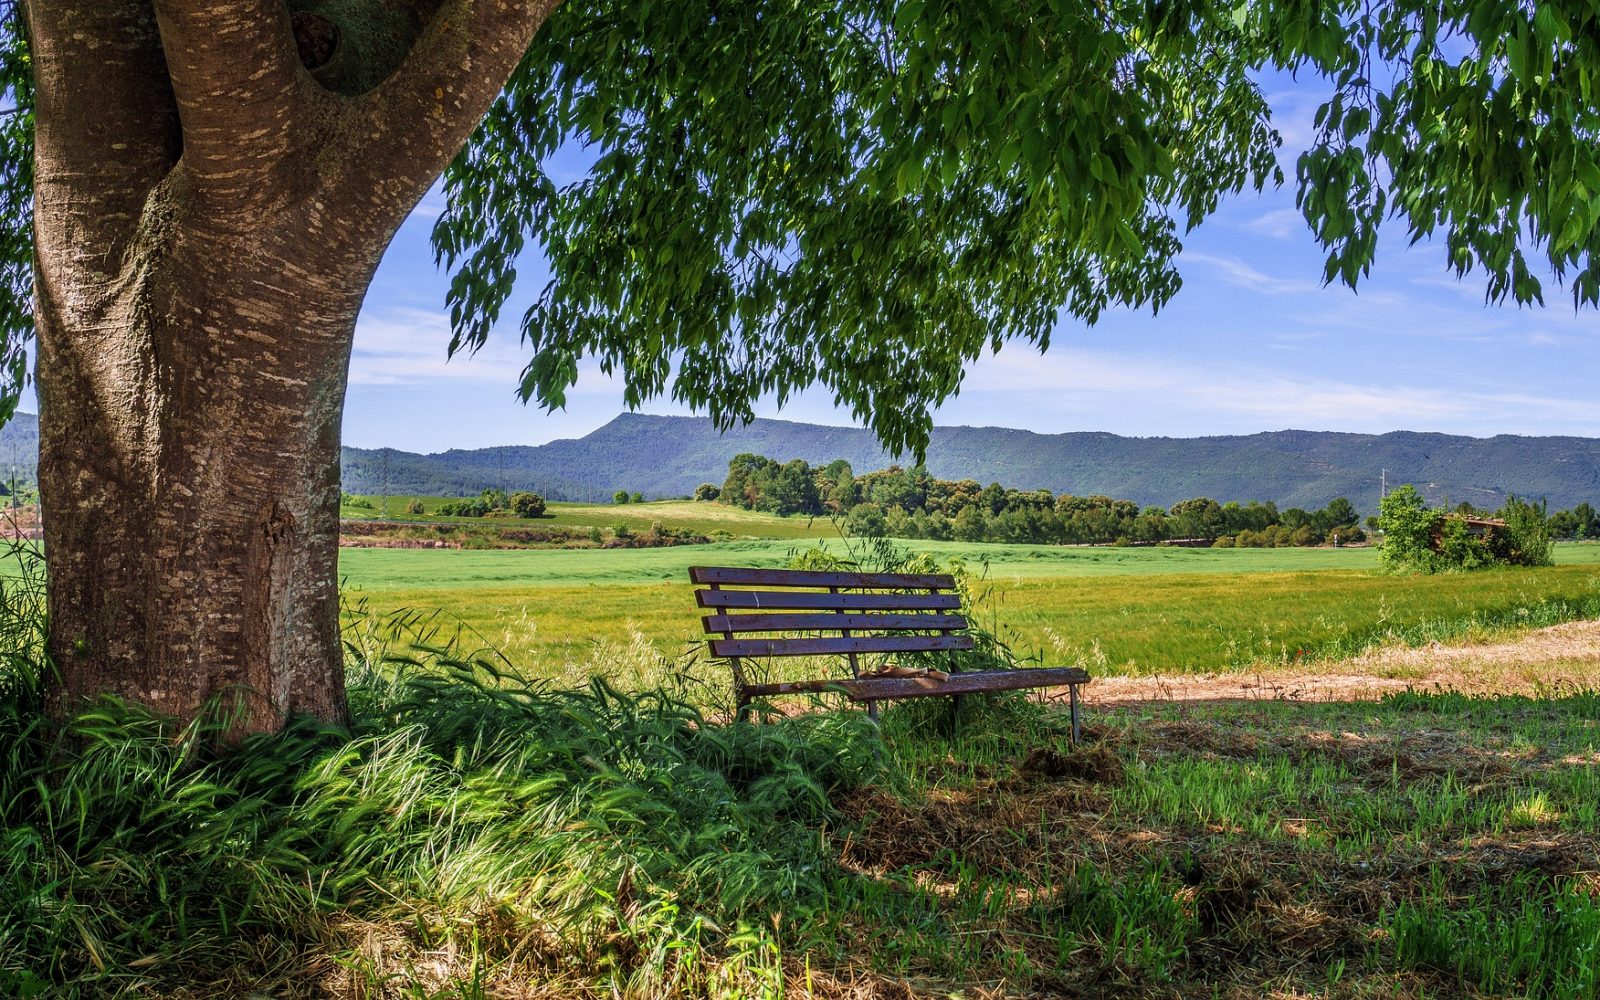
[336,413,1600,512]
[0,411,36,483]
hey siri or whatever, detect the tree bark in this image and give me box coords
[26,0,558,734]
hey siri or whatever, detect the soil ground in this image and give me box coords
[1077,618,1600,706]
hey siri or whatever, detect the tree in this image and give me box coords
[769,459,821,516]
[844,503,887,539]
[1497,496,1553,567]
[510,492,546,518]
[1378,485,1438,572]
[692,483,721,502]
[613,491,630,505]
[1574,502,1598,540]
[8,2,1600,732]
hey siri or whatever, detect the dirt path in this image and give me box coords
[1079,618,1600,706]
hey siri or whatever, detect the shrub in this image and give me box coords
[1434,515,1490,570]
[613,490,629,504]
[1499,496,1553,567]
[509,492,546,518]
[1379,485,1442,573]
[693,483,721,502]
[630,491,644,504]
[404,499,425,515]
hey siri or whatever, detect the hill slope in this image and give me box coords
[338,413,1600,512]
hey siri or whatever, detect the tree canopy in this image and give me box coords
[4,1,1600,454]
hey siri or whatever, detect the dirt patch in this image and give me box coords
[1073,617,1600,707]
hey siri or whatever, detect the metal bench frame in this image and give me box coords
[690,566,1090,741]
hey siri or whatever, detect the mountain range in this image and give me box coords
[5,411,1595,512]
[336,413,1600,513]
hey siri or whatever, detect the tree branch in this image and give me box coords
[151,0,311,209]
[330,0,562,234]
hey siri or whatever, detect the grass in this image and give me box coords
[342,496,838,540]
[338,540,1600,683]
[10,655,1600,995]
[7,533,1600,997]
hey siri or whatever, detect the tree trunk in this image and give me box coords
[25,0,556,735]
[37,187,372,731]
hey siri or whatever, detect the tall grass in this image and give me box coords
[0,543,884,996]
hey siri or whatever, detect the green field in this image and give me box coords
[339,540,1600,684]
[342,494,838,539]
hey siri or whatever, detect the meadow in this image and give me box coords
[339,539,1600,687]
[9,524,1600,996]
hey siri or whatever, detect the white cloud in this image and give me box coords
[952,347,1600,437]
[1241,207,1305,240]
[349,307,524,386]
[1183,251,1322,295]
[349,305,637,404]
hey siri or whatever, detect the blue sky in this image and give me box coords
[342,72,1600,453]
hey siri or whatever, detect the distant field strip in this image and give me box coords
[339,542,1600,681]
[342,496,839,539]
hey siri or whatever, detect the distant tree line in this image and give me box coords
[1537,502,1595,540]
[702,453,1366,547]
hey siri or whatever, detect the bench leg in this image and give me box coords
[946,693,965,740]
[736,690,753,724]
[1069,684,1081,745]
[866,699,880,724]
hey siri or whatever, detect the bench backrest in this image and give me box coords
[690,565,975,661]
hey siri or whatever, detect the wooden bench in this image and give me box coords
[690,566,1091,741]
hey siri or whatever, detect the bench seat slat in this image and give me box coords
[710,634,974,658]
[741,667,1091,701]
[702,612,969,634]
[697,590,961,611]
[690,566,956,590]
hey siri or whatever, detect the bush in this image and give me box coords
[1379,485,1442,572]
[439,497,489,518]
[693,483,721,502]
[509,492,546,518]
[630,491,644,504]
[1379,485,1539,572]
[404,499,425,515]
[613,490,629,504]
[1499,496,1553,567]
